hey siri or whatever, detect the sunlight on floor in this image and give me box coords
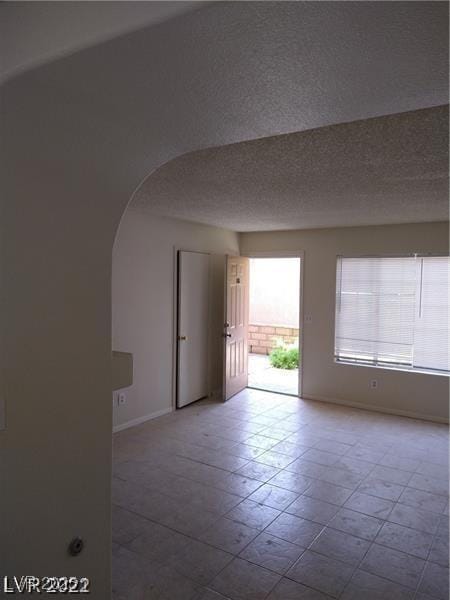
[248,353,299,396]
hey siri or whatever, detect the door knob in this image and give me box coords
[223,333,231,338]
[178,335,187,341]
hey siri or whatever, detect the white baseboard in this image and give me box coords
[113,407,173,433]
[302,394,449,424]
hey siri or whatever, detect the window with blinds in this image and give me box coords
[335,256,450,374]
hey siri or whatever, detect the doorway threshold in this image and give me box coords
[246,386,299,398]
[247,352,299,397]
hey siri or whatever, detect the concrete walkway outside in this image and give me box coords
[248,353,299,396]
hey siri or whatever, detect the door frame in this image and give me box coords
[172,247,212,410]
[244,250,305,398]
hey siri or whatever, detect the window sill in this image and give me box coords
[335,359,450,377]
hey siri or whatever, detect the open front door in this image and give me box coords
[223,255,249,400]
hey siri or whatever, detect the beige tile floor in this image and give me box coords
[112,388,449,600]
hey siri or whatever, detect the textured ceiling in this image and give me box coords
[132,106,449,232]
[5,0,445,206]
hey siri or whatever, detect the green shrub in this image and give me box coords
[269,341,300,369]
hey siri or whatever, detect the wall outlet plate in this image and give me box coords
[370,379,378,389]
[118,392,126,405]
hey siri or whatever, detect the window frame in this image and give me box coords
[334,253,450,377]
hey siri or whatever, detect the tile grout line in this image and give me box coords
[113,390,448,600]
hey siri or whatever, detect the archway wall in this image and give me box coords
[1,2,447,596]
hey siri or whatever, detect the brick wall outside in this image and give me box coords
[249,324,300,355]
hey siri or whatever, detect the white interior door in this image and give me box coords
[177,251,210,408]
[223,255,249,400]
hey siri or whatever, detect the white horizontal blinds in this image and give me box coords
[335,257,417,367]
[413,257,450,372]
[335,256,450,373]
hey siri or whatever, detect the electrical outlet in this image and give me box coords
[305,315,313,324]
[370,379,378,389]
[118,392,126,406]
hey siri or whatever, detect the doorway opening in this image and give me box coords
[247,257,301,396]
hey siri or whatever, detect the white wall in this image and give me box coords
[112,210,239,430]
[240,222,449,422]
[249,258,300,328]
